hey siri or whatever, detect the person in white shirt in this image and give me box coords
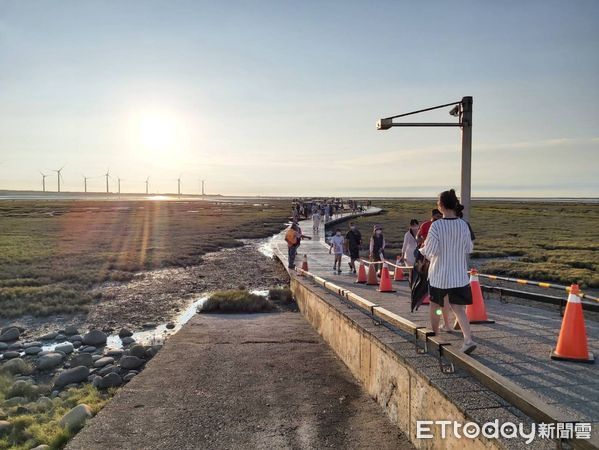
[400,219,419,285]
[312,211,321,234]
[329,228,345,274]
[420,189,476,354]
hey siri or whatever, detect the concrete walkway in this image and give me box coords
[68,312,413,449]
[272,209,599,425]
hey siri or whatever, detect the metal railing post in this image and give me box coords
[461,96,473,222]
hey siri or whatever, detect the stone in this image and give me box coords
[82,330,107,346]
[92,375,102,388]
[0,342,7,350]
[38,352,64,370]
[142,322,156,329]
[31,446,51,450]
[24,346,42,355]
[166,322,175,329]
[97,365,116,377]
[129,344,147,359]
[55,334,67,342]
[1,325,25,334]
[3,351,20,359]
[55,343,74,354]
[119,355,144,370]
[72,341,82,348]
[91,354,103,362]
[0,409,6,420]
[70,353,93,367]
[105,348,124,358]
[0,327,20,342]
[7,343,22,350]
[123,372,136,382]
[40,332,58,341]
[23,341,43,348]
[68,334,83,342]
[94,357,114,368]
[60,404,93,431]
[1,358,31,375]
[99,372,122,388]
[64,325,79,336]
[0,420,11,437]
[54,366,89,389]
[121,337,135,346]
[36,396,54,412]
[118,328,133,338]
[80,346,97,353]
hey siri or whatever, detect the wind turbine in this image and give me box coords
[201,179,206,196]
[177,174,182,197]
[39,171,48,192]
[145,176,150,195]
[83,175,91,193]
[53,166,65,192]
[117,177,122,195]
[104,169,110,194]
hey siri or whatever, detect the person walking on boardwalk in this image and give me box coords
[400,219,419,284]
[285,221,310,269]
[329,228,345,274]
[312,209,321,234]
[345,222,362,274]
[419,189,476,354]
[417,208,442,247]
[369,225,386,275]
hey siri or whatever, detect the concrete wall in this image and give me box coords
[291,275,500,450]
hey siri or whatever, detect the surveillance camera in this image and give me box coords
[449,105,461,117]
[377,118,393,130]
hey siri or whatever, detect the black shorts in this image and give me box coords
[349,247,360,259]
[429,285,472,307]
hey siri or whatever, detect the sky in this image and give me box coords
[0,0,598,197]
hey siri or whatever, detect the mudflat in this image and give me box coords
[67,311,413,449]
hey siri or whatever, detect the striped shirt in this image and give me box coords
[420,217,473,289]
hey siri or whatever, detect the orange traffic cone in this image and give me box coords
[366,262,378,285]
[393,257,405,281]
[355,261,367,284]
[297,254,308,276]
[551,284,595,363]
[377,262,396,293]
[466,268,494,324]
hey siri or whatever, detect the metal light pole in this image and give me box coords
[377,96,473,220]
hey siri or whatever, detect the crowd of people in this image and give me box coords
[291,198,368,224]
[284,190,476,355]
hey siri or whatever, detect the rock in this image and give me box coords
[91,354,103,362]
[36,396,54,412]
[91,375,102,388]
[99,372,122,389]
[97,365,116,377]
[23,341,43,348]
[105,348,124,358]
[0,409,6,420]
[129,344,147,359]
[166,322,175,329]
[145,345,162,360]
[121,337,135,346]
[0,327,20,342]
[7,343,22,350]
[54,366,89,389]
[118,328,133,338]
[40,332,58,341]
[38,352,64,370]
[93,357,114,368]
[70,353,93,367]
[31,445,51,450]
[80,346,97,353]
[123,372,136,382]
[55,343,74,354]
[0,342,7,351]
[119,355,144,370]
[68,334,83,342]
[64,325,79,336]
[1,358,31,375]
[72,341,82,348]
[142,323,156,329]
[82,330,107,346]
[60,404,93,431]
[0,420,11,437]
[3,351,20,359]
[24,346,42,355]
[55,334,67,342]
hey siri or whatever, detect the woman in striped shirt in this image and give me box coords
[420,189,476,354]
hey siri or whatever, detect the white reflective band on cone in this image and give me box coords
[568,293,582,304]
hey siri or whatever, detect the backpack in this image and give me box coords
[285,229,298,246]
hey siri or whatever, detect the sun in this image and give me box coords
[138,110,180,151]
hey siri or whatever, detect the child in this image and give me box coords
[329,228,345,274]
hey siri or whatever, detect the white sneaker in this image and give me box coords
[460,342,477,355]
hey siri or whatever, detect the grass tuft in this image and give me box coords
[199,290,275,313]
